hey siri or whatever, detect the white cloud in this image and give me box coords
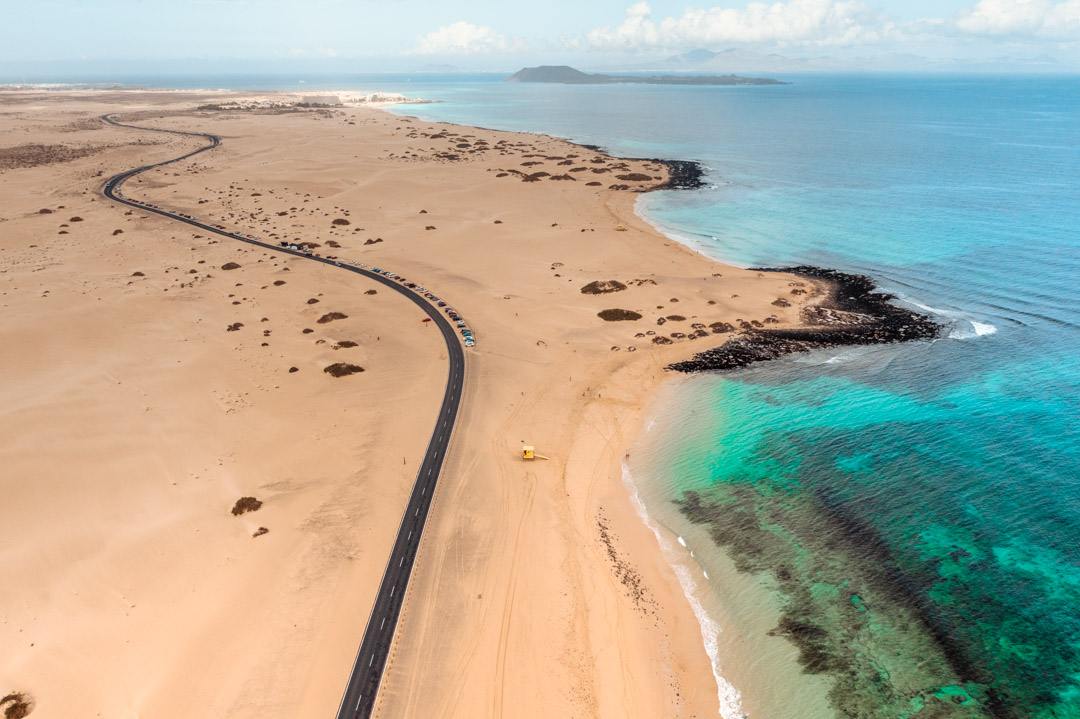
[584,0,1080,52]
[413,21,528,55]
[586,0,896,50]
[955,0,1080,38]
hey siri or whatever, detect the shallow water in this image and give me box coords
[387,74,1080,718]
[101,72,1080,717]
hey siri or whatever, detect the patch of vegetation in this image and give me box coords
[273,280,286,286]
[581,280,627,295]
[231,497,262,516]
[221,262,241,270]
[317,312,348,324]
[324,362,365,377]
[665,315,686,322]
[252,527,269,538]
[1,693,32,719]
[598,309,642,321]
[364,289,377,295]
[332,218,350,225]
[334,340,358,349]
[616,173,654,182]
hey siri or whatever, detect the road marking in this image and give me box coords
[102,118,468,719]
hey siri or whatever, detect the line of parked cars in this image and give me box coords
[113,190,261,241]
[116,189,470,346]
[110,187,469,348]
[270,249,476,348]
[364,264,475,348]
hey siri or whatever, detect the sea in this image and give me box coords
[68,71,1080,718]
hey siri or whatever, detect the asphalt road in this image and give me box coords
[100,114,466,719]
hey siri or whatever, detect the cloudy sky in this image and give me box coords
[4,0,1079,70]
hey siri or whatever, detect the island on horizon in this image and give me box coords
[507,65,787,86]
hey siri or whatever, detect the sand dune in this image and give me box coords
[0,90,815,718]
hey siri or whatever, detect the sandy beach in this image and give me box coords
[0,89,820,718]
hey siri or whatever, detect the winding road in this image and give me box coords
[101,113,465,719]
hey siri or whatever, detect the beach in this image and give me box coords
[2,88,847,718]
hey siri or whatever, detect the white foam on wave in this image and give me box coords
[949,319,999,340]
[621,462,745,719]
[633,196,749,269]
[899,296,998,341]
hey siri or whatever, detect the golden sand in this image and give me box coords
[0,90,817,718]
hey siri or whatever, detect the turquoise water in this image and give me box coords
[104,73,1080,716]
[383,74,1080,718]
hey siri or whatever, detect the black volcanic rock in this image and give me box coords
[666,267,943,373]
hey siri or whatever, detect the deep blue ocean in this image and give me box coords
[94,72,1080,716]
[383,74,1080,719]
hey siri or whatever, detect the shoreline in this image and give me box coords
[2,88,939,719]
[667,265,944,373]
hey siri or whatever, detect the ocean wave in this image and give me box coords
[621,462,745,719]
[899,296,998,341]
[632,197,747,268]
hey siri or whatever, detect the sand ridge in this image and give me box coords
[0,90,816,718]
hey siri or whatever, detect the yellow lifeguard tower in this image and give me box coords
[522,445,535,460]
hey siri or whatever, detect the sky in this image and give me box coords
[2,0,1078,74]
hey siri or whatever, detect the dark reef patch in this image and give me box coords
[677,487,998,718]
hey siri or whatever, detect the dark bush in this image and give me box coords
[324,362,365,377]
[597,309,642,322]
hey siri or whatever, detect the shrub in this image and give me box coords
[324,362,365,377]
[581,280,627,295]
[597,309,642,321]
[231,497,262,515]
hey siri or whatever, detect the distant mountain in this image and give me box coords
[506,65,785,85]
